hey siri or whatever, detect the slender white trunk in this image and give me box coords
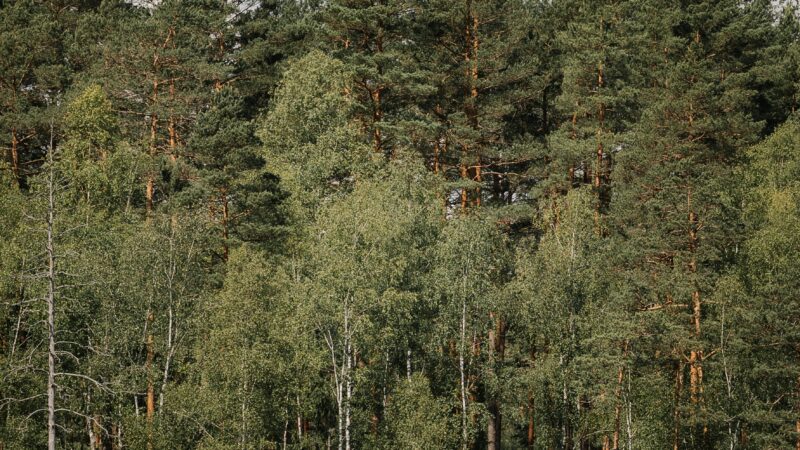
[324,328,343,450]
[46,124,57,450]
[561,354,568,449]
[407,349,412,381]
[344,301,352,450]
[459,297,468,450]
[160,227,178,412]
[323,295,354,450]
[282,416,288,450]
[721,307,737,450]
[297,395,303,442]
[626,367,633,450]
[159,304,174,412]
[87,389,96,450]
[337,392,343,450]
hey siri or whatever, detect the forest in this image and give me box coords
[2,0,800,448]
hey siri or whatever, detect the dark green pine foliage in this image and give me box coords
[515,1,648,447]
[186,87,288,260]
[609,1,769,447]
[320,0,436,159]
[547,0,644,221]
[0,0,75,187]
[415,0,547,210]
[770,3,800,124]
[412,3,550,447]
[233,0,319,113]
[84,0,228,213]
[741,0,799,134]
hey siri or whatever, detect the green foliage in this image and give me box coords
[259,50,377,225]
[2,1,800,449]
[384,374,456,449]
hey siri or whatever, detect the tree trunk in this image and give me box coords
[474,159,482,207]
[460,297,469,450]
[168,79,177,162]
[46,127,57,450]
[146,311,155,450]
[460,155,469,210]
[562,355,572,450]
[612,368,624,449]
[673,360,683,450]
[688,189,704,413]
[527,349,536,449]
[372,23,385,156]
[344,309,352,450]
[487,315,505,450]
[460,0,480,211]
[527,391,535,448]
[146,78,159,217]
[407,349,412,380]
[613,341,629,450]
[297,395,303,443]
[372,86,383,155]
[221,188,229,262]
[87,389,103,450]
[10,128,19,186]
[594,56,605,234]
[88,414,96,450]
[433,139,440,174]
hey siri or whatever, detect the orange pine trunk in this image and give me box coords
[433,139,440,174]
[372,88,383,155]
[460,157,469,210]
[594,57,605,234]
[613,342,628,449]
[168,79,177,162]
[10,128,19,184]
[145,177,154,217]
[673,361,683,450]
[147,78,159,217]
[527,391,535,448]
[221,187,229,262]
[146,312,155,450]
[688,190,703,410]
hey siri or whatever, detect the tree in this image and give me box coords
[609,1,768,446]
[734,117,800,448]
[309,161,441,449]
[429,212,509,449]
[186,86,287,261]
[0,0,71,187]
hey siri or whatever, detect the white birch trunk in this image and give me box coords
[46,123,57,450]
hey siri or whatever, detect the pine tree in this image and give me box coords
[609,1,768,446]
[0,0,69,187]
[186,87,287,261]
